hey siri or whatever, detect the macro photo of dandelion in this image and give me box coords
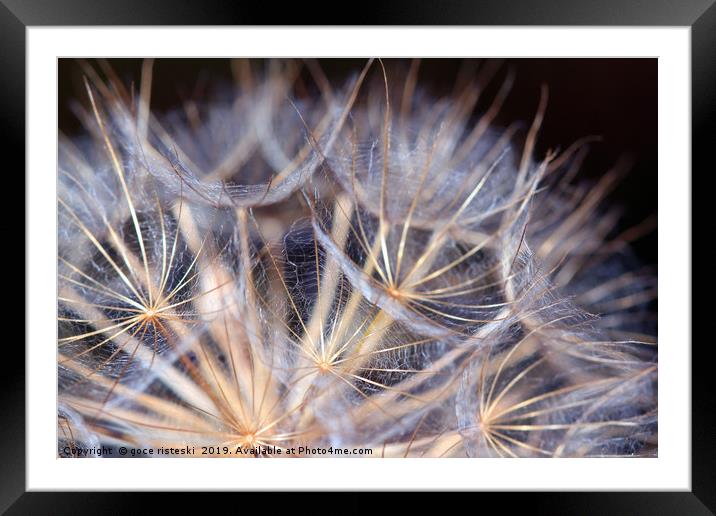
[57,58,657,459]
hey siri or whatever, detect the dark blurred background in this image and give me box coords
[58,58,656,265]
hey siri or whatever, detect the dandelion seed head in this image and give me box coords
[57,59,657,459]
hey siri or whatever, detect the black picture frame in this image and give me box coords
[7,1,709,512]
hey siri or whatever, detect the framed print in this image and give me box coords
[9,0,710,512]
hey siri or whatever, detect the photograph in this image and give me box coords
[56,57,658,459]
[8,3,705,506]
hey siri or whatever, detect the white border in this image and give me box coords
[27,27,690,490]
